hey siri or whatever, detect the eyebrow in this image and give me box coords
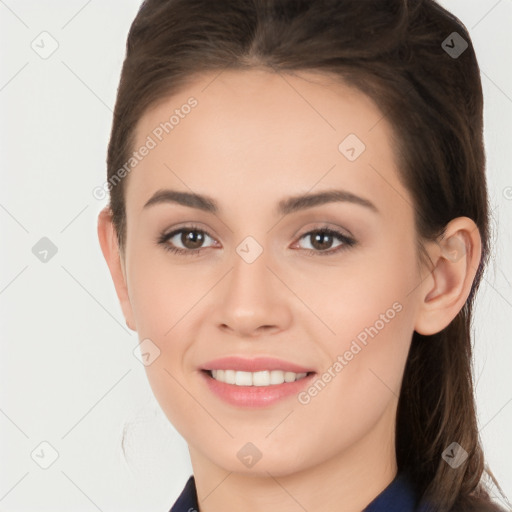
[143,188,379,216]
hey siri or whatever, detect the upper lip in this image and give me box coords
[201,356,315,374]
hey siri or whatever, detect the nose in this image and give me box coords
[214,249,292,338]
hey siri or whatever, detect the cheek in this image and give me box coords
[335,300,413,391]
[126,252,203,435]
[304,240,418,412]
[294,246,417,344]
[292,300,414,460]
[125,242,206,336]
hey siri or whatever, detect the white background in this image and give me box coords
[0,1,511,511]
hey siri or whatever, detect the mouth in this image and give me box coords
[202,369,314,387]
[198,356,317,407]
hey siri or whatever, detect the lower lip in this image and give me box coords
[200,370,316,408]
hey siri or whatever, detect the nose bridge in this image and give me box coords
[228,236,274,302]
[215,234,291,335]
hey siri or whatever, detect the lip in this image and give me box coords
[199,356,316,408]
[200,356,314,373]
[200,370,315,408]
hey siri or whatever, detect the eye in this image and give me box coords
[157,224,356,257]
[157,224,217,256]
[295,227,356,256]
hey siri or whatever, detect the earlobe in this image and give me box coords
[97,207,137,331]
[414,217,482,336]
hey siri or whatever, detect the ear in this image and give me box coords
[414,216,482,336]
[97,206,136,331]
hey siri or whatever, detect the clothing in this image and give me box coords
[169,470,431,512]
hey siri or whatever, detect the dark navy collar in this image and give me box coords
[169,475,199,512]
[169,470,426,512]
[363,471,424,511]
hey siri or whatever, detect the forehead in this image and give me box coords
[126,68,405,218]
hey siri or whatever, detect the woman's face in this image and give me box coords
[115,69,429,477]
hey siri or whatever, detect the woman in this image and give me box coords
[97,0,509,510]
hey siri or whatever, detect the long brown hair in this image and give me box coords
[106,1,509,510]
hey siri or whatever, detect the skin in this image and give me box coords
[98,69,481,512]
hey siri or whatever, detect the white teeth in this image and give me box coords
[209,369,308,386]
[235,371,252,386]
[224,369,236,384]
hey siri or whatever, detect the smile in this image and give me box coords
[208,369,309,386]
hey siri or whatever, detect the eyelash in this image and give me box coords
[156,224,356,257]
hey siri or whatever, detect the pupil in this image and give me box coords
[183,230,204,249]
[312,232,332,250]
